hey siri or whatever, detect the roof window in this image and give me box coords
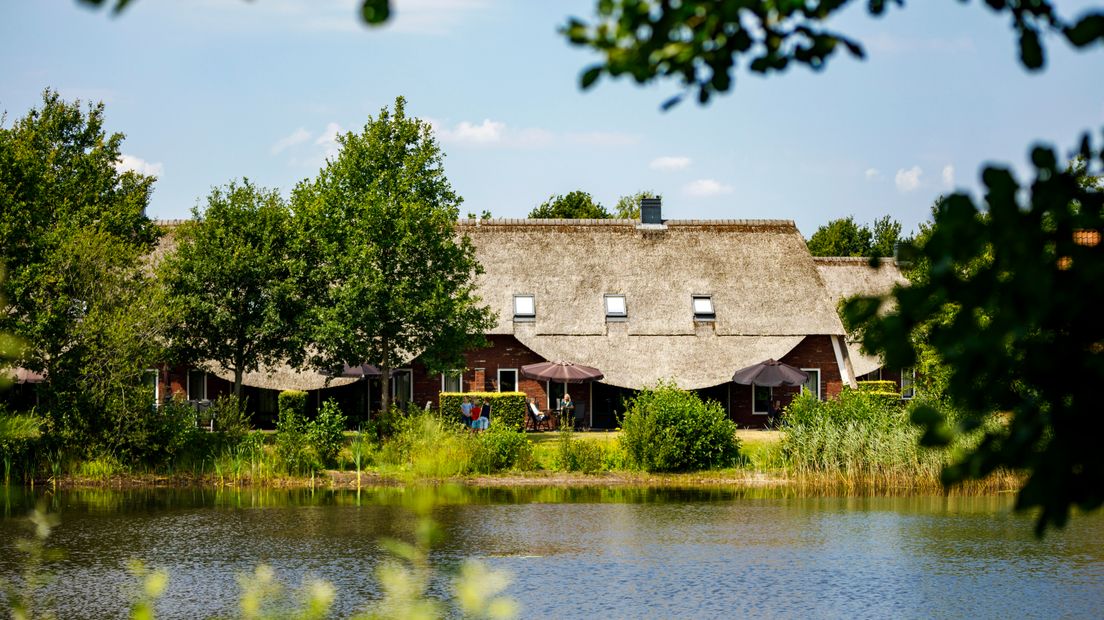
[513,294,535,320]
[692,295,715,320]
[605,294,627,320]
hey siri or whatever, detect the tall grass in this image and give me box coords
[781,390,1004,490]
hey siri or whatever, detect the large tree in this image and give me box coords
[159,179,300,400]
[0,90,165,455]
[806,215,904,258]
[293,97,495,416]
[528,190,610,219]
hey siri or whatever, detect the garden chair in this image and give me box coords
[573,403,588,431]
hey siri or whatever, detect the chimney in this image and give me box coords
[640,196,662,224]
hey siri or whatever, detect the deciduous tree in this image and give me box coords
[528,191,610,219]
[159,179,300,400]
[293,97,494,416]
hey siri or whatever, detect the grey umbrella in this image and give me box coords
[732,359,808,387]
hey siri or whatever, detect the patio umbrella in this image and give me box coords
[521,360,604,383]
[521,361,604,430]
[335,363,381,378]
[731,359,808,387]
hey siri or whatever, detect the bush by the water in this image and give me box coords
[470,424,531,473]
[619,384,740,472]
[307,398,347,467]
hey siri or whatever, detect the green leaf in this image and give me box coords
[1064,14,1104,47]
[580,66,603,89]
[361,0,391,25]
[1019,28,1044,70]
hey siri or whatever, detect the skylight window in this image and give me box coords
[692,295,715,320]
[605,294,627,320]
[513,294,535,320]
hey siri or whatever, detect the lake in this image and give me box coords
[1,486,1102,619]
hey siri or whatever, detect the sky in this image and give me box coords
[2,0,1102,237]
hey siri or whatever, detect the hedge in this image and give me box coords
[439,391,526,430]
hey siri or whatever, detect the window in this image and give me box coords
[143,369,160,408]
[752,385,772,415]
[441,370,463,393]
[513,294,535,320]
[604,294,627,320]
[391,369,413,409]
[901,367,916,399]
[498,368,518,392]
[547,381,566,410]
[187,369,207,401]
[692,295,715,320]
[801,368,821,400]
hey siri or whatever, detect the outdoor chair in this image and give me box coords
[573,403,588,431]
[528,402,553,431]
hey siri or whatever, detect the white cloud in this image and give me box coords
[115,154,163,178]
[383,0,491,35]
[942,164,955,188]
[895,166,923,192]
[651,156,692,171]
[865,168,880,180]
[440,119,505,144]
[271,128,312,155]
[683,178,734,197]
[315,122,343,146]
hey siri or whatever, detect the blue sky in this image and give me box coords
[2,0,1102,237]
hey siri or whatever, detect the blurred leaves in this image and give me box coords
[847,135,1104,535]
[561,0,1104,107]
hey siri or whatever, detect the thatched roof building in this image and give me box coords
[813,257,908,377]
[464,218,846,390]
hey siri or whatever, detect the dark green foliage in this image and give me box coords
[619,384,739,472]
[439,392,526,431]
[0,409,43,484]
[528,191,610,219]
[293,97,495,415]
[275,390,310,474]
[209,395,251,444]
[556,430,605,473]
[159,179,300,400]
[561,1,1103,108]
[307,399,347,467]
[470,425,530,473]
[806,215,904,258]
[846,137,1104,534]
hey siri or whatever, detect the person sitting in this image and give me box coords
[527,398,546,429]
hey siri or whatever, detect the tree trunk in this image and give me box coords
[233,367,243,403]
[380,364,392,418]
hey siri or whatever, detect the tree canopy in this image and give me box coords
[613,191,660,219]
[806,215,904,258]
[293,97,495,415]
[528,191,610,219]
[159,179,301,400]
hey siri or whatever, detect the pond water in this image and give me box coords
[1,486,1102,619]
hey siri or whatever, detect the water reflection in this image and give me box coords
[1,486,1102,619]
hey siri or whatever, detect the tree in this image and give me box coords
[846,142,1104,534]
[806,216,874,257]
[562,1,1104,108]
[0,90,163,453]
[528,191,610,219]
[159,179,300,401]
[870,215,904,259]
[613,191,660,219]
[293,97,495,416]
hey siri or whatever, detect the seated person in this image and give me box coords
[527,398,546,427]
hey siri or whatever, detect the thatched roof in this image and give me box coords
[206,362,362,392]
[463,219,845,389]
[813,257,909,377]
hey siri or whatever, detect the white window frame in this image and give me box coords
[497,368,518,393]
[801,368,821,401]
[692,294,715,320]
[752,385,772,415]
[145,368,160,408]
[604,294,627,320]
[186,368,207,401]
[440,370,463,393]
[513,294,535,320]
[901,367,916,400]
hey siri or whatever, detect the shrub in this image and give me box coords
[210,395,251,444]
[555,430,606,473]
[0,408,43,484]
[378,410,473,477]
[471,425,530,473]
[275,390,311,474]
[307,399,346,467]
[619,383,740,472]
[439,392,526,430]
